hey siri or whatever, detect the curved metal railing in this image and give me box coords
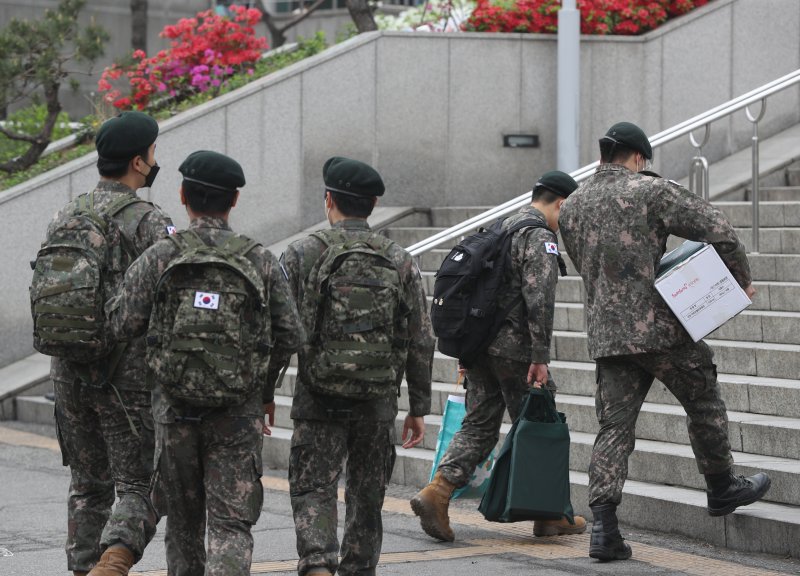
[408,68,800,257]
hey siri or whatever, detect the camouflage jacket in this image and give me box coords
[486,206,560,364]
[49,180,174,390]
[559,164,751,359]
[273,218,434,422]
[108,216,306,421]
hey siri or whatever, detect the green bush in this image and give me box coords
[0,104,73,164]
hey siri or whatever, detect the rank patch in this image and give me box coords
[194,291,220,310]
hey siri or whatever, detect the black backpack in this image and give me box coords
[430,216,566,366]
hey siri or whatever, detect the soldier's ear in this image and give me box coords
[179,185,187,206]
[231,190,239,209]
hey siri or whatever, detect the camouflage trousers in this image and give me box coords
[589,340,733,506]
[289,418,396,576]
[153,413,264,576]
[53,378,157,572]
[437,354,556,488]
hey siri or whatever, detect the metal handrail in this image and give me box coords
[408,68,800,257]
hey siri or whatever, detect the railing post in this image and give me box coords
[746,98,767,254]
[688,125,711,200]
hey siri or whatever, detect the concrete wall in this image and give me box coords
[1,0,800,367]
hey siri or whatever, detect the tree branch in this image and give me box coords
[0,124,40,144]
[279,0,329,33]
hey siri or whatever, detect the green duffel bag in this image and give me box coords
[478,387,575,524]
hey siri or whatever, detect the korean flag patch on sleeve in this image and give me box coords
[544,241,560,255]
[194,291,220,310]
[166,225,177,235]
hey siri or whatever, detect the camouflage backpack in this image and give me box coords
[299,228,409,400]
[30,192,147,363]
[146,230,272,407]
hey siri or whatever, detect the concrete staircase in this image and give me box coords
[6,172,800,559]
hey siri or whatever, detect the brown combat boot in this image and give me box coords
[73,572,88,576]
[87,545,134,576]
[533,515,587,537]
[410,471,457,542]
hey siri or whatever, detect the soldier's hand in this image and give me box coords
[744,283,756,299]
[527,363,548,388]
[263,402,276,436]
[401,415,425,449]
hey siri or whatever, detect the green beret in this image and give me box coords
[534,170,578,198]
[95,112,159,161]
[323,156,385,197]
[600,121,652,160]
[179,150,245,192]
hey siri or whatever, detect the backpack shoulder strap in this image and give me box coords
[105,195,149,219]
[507,217,567,277]
[219,233,260,259]
[72,193,107,232]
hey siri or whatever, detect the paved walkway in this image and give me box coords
[1,421,798,576]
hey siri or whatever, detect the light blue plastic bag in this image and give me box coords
[429,394,495,499]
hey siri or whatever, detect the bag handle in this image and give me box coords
[519,387,561,424]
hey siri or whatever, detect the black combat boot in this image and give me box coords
[705,470,771,517]
[589,503,632,562]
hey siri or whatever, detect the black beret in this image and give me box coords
[534,170,578,199]
[323,156,385,197]
[95,112,159,161]
[178,150,245,192]
[600,121,653,160]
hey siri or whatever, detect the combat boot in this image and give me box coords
[87,545,134,576]
[410,471,456,542]
[705,470,771,517]
[533,515,587,537]
[588,503,632,562]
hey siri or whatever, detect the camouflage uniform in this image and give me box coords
[273,218,433,576]
[437,207,559,487]
[558,164,749,505]
[109,215,306,576]
[49,180,173,572]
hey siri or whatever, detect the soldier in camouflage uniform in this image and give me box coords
[411,171,587,542]
[42,112,173,576]
[558,121,771,562]
[270,157,434,576]
[109,151,306,576]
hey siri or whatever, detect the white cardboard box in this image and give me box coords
[655,243,751,342]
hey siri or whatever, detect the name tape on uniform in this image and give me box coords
[194,291,220,310]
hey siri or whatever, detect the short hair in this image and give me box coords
[330,191,375,218]
[531,187,562,204]
[96,146,149,178]
[599,140,637,165]
[183,180,236,214]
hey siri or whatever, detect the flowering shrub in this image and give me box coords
[464,0,710,35]
[98,5,268,110]
[376,0,476,33]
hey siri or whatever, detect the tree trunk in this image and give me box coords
[346,0,378,32]
[0,82,60,174]
[256,0,288,48]
[131,0,148,53]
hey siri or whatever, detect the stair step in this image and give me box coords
[272,361,800,422]
[268,379,800,470]
[715,201,800,227]
[745,186,800,202]
[260,428,800,558]
[551,331,800,379]
[733,227,800,253]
